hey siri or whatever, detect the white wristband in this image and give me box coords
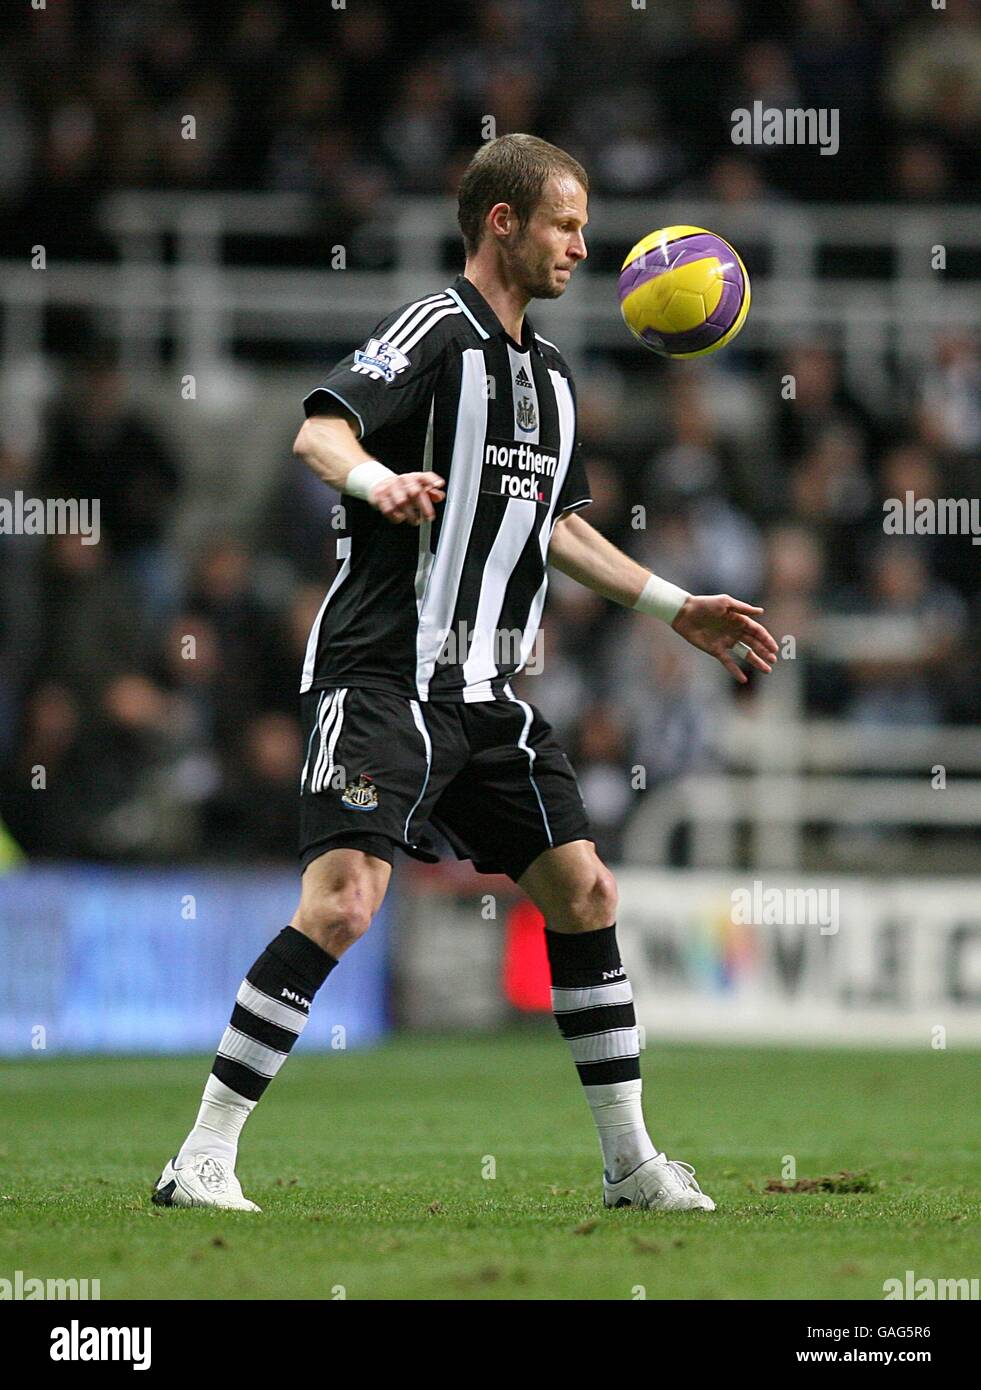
[634,572,691,625]
[345,459,395,502]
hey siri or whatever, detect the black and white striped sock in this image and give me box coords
[177,926,337,1167]
[545,924,657,1182]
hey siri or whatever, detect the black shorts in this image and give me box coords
[298,686,592,883]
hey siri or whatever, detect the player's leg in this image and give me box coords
[290,844,391,957]
[518,841,654,1181]
[153,848,390,1211]
[432,696,714,1211]
[519,840,713,1210]
[153,687,463,1210]
[154,685,430,1211]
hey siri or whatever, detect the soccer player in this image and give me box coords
[154,135,778,1214]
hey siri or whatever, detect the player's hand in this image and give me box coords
[671,594,779,684]
[371,472,445,525]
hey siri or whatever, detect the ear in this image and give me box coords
[487,201,513,239]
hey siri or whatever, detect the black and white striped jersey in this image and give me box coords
[299,274,592,703]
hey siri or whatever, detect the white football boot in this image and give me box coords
[152,1153,261,1212]
[604,1152,716,1212]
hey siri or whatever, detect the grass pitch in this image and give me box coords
[1,1032,978,1300]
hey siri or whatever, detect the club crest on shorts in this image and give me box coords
[341,773,379,812]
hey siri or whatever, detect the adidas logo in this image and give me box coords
[281,987,311,1011]
[514,365,533,387]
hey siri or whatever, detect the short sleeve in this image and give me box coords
[303,299,448,438]
[555,444,592,517]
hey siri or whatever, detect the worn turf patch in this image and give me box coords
[765,1170,878,1194]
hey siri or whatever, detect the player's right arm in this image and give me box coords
[297,297,454,525]
[292,410,444,525]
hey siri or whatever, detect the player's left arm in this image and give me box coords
[548,511,778,683]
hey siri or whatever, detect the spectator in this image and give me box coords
[203,711,302,861]
[38,345,181,618]
[844,543,966,727]
[2,683,88,858]
[33,531,145,702]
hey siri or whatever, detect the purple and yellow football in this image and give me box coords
[618,225,751,358]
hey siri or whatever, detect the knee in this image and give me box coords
[293,877,375,955]
[565,861,619,932]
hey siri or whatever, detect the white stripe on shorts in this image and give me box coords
[312,688,347,793]
[404,699,433,843]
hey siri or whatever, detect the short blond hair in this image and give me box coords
[457,134,588,256]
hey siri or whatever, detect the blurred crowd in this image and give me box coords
[0,0,978,865]
[524,333,979,857]
[1,0,980,263]
[1,329,977,865]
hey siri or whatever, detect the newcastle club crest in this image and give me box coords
[341,773,379,812]
[516,395,537,432]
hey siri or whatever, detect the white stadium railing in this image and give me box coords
[1,193,979,392]
[624,613,981,871]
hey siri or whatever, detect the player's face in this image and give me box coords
[510,174,588,300]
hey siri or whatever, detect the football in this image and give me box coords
[618,225,751,358]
